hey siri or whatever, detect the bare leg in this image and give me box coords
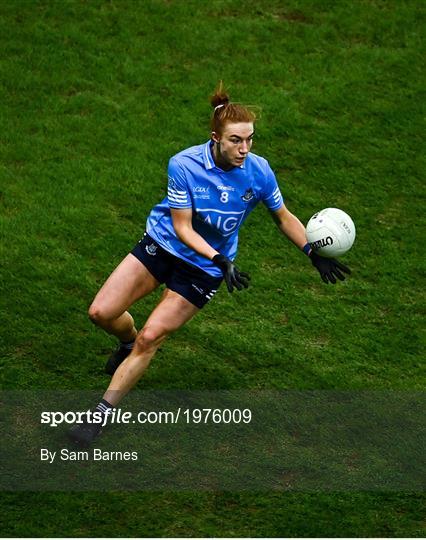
[88,254,160,342]
[68,288,200,446]
[103,288,199,406]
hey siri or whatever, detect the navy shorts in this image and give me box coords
[130,233,223,309]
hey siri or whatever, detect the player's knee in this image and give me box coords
[88,303,108,326]
[135,326,167,352]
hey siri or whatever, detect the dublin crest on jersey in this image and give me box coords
[241,188,254,202]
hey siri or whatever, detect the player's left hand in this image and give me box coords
[310,251,351,284]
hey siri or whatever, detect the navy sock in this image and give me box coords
[95,398,113,416]
[120,339,135,350]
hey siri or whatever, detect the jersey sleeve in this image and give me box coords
[167,157,192,209]
[261,162,284,211]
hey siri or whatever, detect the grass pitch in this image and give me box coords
[0,0,424,536]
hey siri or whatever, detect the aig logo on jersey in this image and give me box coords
[196,209,246,237]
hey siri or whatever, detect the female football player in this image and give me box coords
[69,82,350,445]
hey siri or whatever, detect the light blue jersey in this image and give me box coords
[146,141,284,277]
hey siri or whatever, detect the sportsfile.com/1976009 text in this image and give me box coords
[40,408,253,428]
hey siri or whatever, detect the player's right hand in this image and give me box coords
[212,254,251,293]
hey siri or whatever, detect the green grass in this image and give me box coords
[0,0,424,536]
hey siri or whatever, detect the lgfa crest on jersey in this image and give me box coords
[241,188,254,202]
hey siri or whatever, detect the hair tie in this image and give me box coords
[214,104,225,111]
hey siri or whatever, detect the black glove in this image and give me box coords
[212,254,251,293]
[310,251,351,284]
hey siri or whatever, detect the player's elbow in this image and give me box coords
[278,210,297,231]
[170,208,194,243]
[172,221,193,244]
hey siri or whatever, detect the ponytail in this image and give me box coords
[210,80,230,109]
[210,81,256,135]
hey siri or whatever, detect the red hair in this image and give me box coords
[210,81,256,135]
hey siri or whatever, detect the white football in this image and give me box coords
[306,208,356,258]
